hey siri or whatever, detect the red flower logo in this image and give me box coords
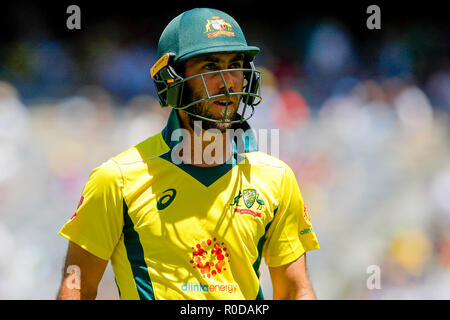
[70,196,84,220]
[190,238,230,278]
[303,204,311,223]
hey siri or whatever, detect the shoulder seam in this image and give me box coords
[109,158,126,204]
[114,150,170,166]
[239,156,284,168]
[111,132,170,166]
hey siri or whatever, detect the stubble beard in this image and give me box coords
[185,87,241,132]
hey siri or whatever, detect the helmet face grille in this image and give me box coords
[153,64,262,124]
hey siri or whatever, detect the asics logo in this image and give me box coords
[157,188,177,210]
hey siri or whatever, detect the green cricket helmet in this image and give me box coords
[150,8,262,123]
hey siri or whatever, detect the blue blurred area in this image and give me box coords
[0,5,449,299]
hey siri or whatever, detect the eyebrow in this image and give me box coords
[199,53,245,63]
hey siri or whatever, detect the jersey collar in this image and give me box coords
[160,109,258,187]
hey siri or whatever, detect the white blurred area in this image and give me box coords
[0,18,449,299]
[0,81,171,299]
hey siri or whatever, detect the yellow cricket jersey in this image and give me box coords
[59,109,320,300]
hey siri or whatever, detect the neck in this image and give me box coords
[177,110,234,167]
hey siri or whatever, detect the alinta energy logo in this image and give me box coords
[180,281,238,294]
[189,238,230,279]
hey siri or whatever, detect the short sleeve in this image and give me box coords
[59,159,124,261]
[262,165,320,267]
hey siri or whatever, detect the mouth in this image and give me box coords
[213,100,234,109]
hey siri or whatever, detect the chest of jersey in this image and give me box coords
[121,157,279,298]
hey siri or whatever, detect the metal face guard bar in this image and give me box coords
[153,67,262,123]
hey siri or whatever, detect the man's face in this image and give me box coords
[183,53,245,131]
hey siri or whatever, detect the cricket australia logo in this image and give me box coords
[230,189,265,218]
[204,16,235,38]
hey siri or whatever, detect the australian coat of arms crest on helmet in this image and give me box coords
[204,16,235,38]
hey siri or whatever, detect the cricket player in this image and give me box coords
[57,8,320,300]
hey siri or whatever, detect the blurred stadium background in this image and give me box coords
[0,1,449,299]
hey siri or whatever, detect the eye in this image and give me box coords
[229,62,243,69]
[203,63,217,71]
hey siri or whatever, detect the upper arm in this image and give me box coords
[263,165,320,267]
[57,161,124,299]
[268,252,316,300]
[58,241,108,300]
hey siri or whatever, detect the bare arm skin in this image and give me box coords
[57,241,108,300]
[269,253,317,300]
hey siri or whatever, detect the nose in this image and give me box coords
[218,70,236,93]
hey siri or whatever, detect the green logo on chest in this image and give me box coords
[243,189,258,209]
[157,188,177,210]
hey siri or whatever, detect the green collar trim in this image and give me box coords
[161,109,183,150]
[160,109,256,187]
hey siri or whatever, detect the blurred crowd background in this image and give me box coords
[0,2,449,299]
